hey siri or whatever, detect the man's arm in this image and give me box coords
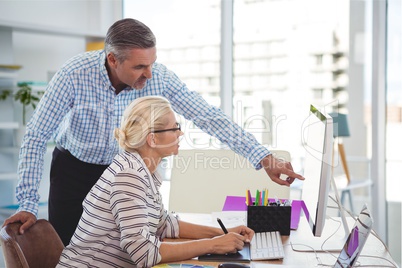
[162,71,303,185]
[164,83,269,167]
[3,69,73,233]
[16,69,72,214]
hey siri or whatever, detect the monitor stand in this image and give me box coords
[290,176,350,252]
[290,224,347,252]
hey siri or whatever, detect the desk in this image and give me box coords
[160,212,398,268]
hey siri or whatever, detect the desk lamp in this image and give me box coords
[329,112,351,184]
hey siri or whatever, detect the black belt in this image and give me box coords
[55,144,109,167]
[56,144,72,156]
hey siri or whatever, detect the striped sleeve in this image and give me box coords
[156,210,180,239]
[110,171,162,267]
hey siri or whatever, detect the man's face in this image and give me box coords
[108,47,157,90]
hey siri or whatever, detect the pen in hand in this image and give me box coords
[217,218,228,234]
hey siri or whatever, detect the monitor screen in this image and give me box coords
[300,104,333,237]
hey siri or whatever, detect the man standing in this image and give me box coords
[3,18,303,246]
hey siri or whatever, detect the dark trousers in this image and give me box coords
[48,146,109,246]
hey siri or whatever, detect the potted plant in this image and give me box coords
[0,82,44,125]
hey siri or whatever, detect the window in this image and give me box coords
[124,0,221,149]
[233,0,349,162]
[386,0,402,263]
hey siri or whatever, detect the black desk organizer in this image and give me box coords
[247,204,291,235]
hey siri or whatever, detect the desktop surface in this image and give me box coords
[161,212,397,268]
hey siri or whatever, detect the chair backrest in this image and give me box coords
[0,219,64,268]
[169,149,291,213]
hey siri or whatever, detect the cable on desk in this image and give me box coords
[317,262,397,267]
[326,196,399,268]
[356,255,399,268]
[290,216,343,260]
[328,195,396,260]
[289,242,325,266]
[291,189,398,267]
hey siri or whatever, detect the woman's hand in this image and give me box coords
[227,225,254,242]
[210,232,248,254]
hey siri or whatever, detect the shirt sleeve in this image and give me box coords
[156,209,180,239]
[161,71,271,169]
[16,69,74,216]
[110,170,163,268]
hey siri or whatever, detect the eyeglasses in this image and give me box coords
[152,123,181,133]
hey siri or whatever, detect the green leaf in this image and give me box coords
[0,90,12,101]
[1,83,45,125]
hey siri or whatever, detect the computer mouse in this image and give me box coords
[218,263,250,268]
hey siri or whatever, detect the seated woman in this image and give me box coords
[57,96,254,268]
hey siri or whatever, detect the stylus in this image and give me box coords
[217,218,228,234]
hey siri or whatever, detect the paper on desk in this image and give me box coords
[211,211,247,228]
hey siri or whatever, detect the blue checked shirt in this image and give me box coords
[16,50,270,216]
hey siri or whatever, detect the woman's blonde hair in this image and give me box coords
[114,96,173,151]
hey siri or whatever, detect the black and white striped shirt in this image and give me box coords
[57,151,179,268]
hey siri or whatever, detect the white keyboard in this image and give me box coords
[250,231,285,260]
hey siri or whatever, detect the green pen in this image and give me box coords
[256,190,260,206]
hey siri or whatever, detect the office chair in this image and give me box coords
[169,149,291,213]
[332,154,373,214]
[0,219,64,268]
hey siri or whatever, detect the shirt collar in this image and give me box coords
[124,151,162,195]
[99,50,111,87]
[99,50,134,93]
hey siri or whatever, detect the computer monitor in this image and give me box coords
[291,104,350,252]
[300,104,334,237]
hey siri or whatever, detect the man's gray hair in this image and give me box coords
[105,18,156,62]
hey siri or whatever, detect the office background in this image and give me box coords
[0,0,400,266]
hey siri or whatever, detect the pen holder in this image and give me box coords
[247,204,291,236]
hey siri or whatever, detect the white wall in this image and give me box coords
[0,0,118,33]
[0,0,122,82]
[0,0,122,208]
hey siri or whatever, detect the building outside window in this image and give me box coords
[124,0,349,154]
